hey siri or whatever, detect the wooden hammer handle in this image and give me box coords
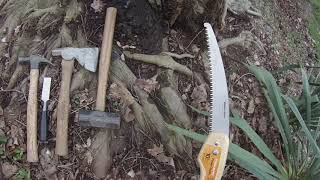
[96,7,117,111]
[56,59,74,156]
[27,69,39,162]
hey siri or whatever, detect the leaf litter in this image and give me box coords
[147,144,175,168]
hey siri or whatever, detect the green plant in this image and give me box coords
[308,0,320,59]
[13,168,31,180]
[12,148,24,161]
[168,65,320,179]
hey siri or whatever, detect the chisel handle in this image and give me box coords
[27,69,39,162]
[56,59,74,156]
[40,101,48,143]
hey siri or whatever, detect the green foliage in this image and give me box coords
[13,168,31,180]
[308,0,320,59]
[12,148,24,161]
[169,64,320,179]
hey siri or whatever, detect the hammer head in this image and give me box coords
[78,110,120,129]
[52,47,99,72]
[19,55,52,69]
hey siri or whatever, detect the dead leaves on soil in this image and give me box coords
[135,78,160,94]
[147,144,175,168]
[90,0,104,13]
[191,84,209,111]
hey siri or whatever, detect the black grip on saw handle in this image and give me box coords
[40,101,48,143]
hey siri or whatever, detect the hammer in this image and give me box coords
[19,55,51,162]
[78,8,121,129]
[52,47,99,156]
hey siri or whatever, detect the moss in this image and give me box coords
[308,0,320,60]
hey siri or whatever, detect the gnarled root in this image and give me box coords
[124,51,193,77]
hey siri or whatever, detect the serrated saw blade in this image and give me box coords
[41,77,51,102]
[204,23,229,135]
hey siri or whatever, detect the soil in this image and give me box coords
[0,0,318,179]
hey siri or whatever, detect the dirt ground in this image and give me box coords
[0,0,318,179]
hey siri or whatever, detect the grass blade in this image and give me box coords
[187,104,210,116]
[229,143,282,179]
[247,65,294,163]
[302,69,312,123]
[283,95,320,156]
[230,116,285,174]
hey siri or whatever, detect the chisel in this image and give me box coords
[40,77,51,143]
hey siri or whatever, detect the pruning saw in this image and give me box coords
[198,23,230,180]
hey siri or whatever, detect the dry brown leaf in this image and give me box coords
[90,0,104,13]
[135,78,160,93]
[0,105,3,116]
[8,125,24,147]
[109,83,135,106]
[39,148,58,179]
[147,144,175,168]
[85,151,93,164]
[190,84,209,111]
[2,162,18,179]
[122,106,135,122]
[247,99,255,114]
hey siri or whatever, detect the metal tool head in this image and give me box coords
[204,23,229,135]
[52,47,99,72]
[78,110,120,129]
[19,55,52,69]
[41,77,51,102]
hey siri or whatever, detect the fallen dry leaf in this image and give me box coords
[40,148,58,179]
[121,106,135,122]
[127,169,135,178]
[247,99,255,114]
[135,78,160,93]
[2,162,18,179]
[109,83,135,106]
[90,0,104,13]
[191,84,209,111]
[8,125,24,147]
[0,105,3,116]
[147,144,175,168]
[85,151,93,164]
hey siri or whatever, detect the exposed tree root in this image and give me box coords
[218,31,266,54]
[124,51,193,77]
[228,0,262,17]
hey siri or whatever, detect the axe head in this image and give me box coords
[52,47,99,72]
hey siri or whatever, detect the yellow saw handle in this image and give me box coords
[198,132,229,180]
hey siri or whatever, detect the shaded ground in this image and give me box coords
[0,0,319,179]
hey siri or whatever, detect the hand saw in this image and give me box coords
[198,23,230,180]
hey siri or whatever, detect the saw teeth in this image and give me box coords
[204,23,215,132]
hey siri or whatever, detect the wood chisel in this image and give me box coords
[40,77,51,143]
[198,23,230,180]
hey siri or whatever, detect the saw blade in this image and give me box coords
[41,77,51,102]
[204,23,229,135]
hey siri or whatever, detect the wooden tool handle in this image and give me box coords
[198,133,229,180]
[27,69,39,162]
[56,59,74,156]
[96,7,117,111]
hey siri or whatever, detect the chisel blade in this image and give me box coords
[41,77,51,102]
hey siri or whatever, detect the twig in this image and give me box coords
[185,28,204,50]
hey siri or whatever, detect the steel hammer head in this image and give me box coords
[52,47,99,72]
[78,110,120,129]
[19,55,52,69]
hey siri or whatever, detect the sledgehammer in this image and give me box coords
[78,7,121,128]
